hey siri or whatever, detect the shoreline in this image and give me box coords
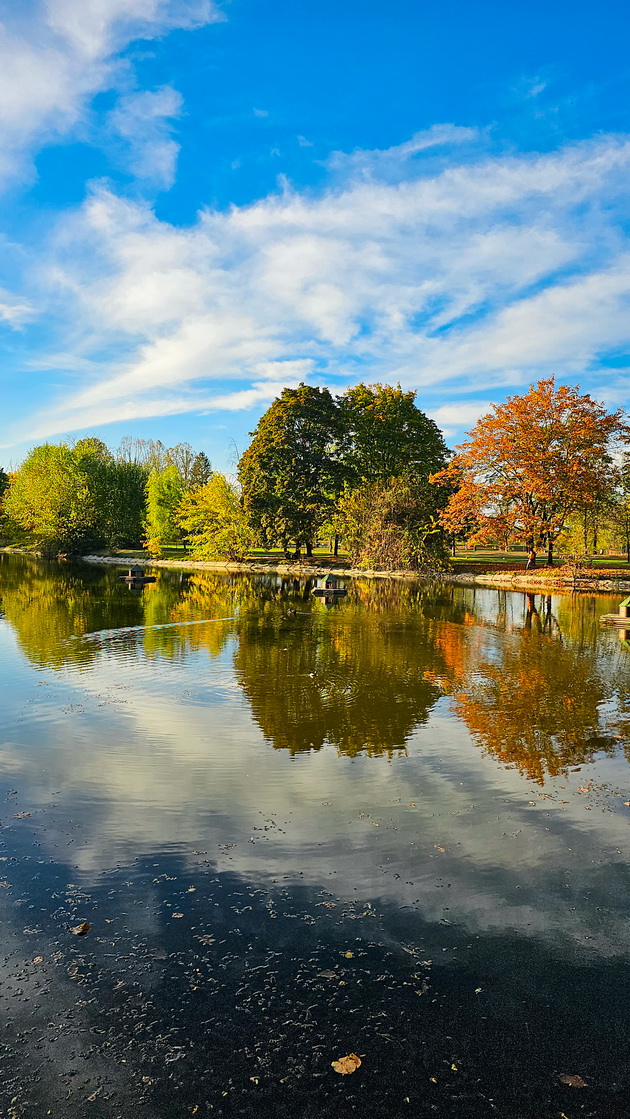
[4,547,630,593]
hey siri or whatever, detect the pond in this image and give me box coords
[1,553,630,1118]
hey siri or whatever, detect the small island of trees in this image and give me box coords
[1,378,629,571]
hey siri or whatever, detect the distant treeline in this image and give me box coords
[2,378,630,568]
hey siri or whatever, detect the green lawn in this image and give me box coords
[452,549,630,570]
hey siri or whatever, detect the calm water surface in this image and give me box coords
[1,554,630,1118]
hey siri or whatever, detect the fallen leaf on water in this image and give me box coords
[578,787,590,793]
[558,1073,587,1088]
[32,956,43,964]
[13,812,31,819]
[172,912,184,918]
[434,845,446,852]
[623,802,630,807]
[343,950,354,958]
[70,922,91,936]
[331,1053,362,1075]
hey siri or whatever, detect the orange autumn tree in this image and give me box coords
[431,378,628,565]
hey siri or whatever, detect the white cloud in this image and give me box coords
[0,0,220,187]
[107,85,183,188]
[327,123,480,181]
[428,401,494,438]
[10,131,630,442]
[0,288,34,328]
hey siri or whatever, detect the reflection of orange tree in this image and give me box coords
[234,585,446,756]
[433,606,619,783]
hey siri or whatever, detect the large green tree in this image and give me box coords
[5,443,102,555]
[340,383,449,485]
[238,384,344,558]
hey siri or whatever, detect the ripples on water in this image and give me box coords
[1,554,630,1117]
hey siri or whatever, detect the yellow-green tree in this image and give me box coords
[177,473,256,561]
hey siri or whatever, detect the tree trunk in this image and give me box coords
[333,534,339,557]
[305,541,313,558]
[626,520,630,565]
[547,538,554,566]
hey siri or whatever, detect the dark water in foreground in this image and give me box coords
[1,555,630,1119]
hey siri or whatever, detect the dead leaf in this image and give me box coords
[558,1073,587,1088]
[172,912,184,918]
[623,802,630,807]
[32,956,43,964]
[70,921,91,936]
[13,811,31,819]
[331,1053,362,1075]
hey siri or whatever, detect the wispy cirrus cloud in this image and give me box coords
[7,129,630,445]
[0,0,220,189]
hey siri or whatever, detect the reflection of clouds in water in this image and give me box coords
[3,627,630,959]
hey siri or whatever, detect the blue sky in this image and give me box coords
[1,0,630,469]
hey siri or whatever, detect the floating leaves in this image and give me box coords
[558,1073,587,1088]
[70,921,91,936]
[331,1053,362,1075]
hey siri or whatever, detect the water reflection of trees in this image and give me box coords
[233,582,451,756]
[0,554,144,668]
[4,556,630,775]
[433,592,630,783]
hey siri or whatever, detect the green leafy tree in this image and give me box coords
[4,443,102,555]
[103,461,148,548]
[189,451,213,490]
[144,464,186,557]
[238,384,344,558]
[177,473,256,560]
[340,383,449,485]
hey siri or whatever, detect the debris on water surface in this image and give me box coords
[331,1053,362,1075]
[13,811,31,819]
[70,921,91,936]
[558,1073,588,1087]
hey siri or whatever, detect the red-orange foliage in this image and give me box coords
[431,378,628,562]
